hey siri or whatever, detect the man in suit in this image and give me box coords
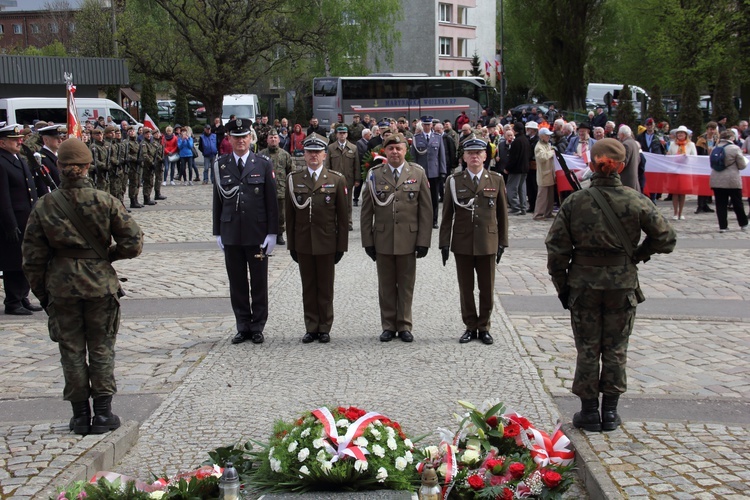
[440,138,509,345]
[410,116,446,228]
[434,122,456,202]
[213,118,279,345]
[361,133,433,343]
[0,124,43,315]
[326,125,360,231]
[286,134,349,344]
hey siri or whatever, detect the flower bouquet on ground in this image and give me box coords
[249,405,420,493]
[417,401,576,499]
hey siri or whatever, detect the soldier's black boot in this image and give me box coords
[573,398,602,432]
[90,396,121,434]
[130,197,143,209]
[69,400,91,435]
[144,195,157,206]
[601,395,622,431]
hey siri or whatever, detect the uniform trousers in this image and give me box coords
[276,198,286,235]
[454,254,495,331]
[49,295,120,402]
[297,252,336,333]
[224,245,269,334]
[2,270,30,310]
[127,163,141,199]
[375,253,416,332]
[569,288,636,399]
[429,177,441,224]
[345,183,354,225]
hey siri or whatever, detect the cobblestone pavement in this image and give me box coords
[1,187,749,499]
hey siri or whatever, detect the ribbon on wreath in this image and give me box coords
[528,424,575,467]
[312,407,388,463]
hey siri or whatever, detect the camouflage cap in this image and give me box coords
[267,128,279,136]
[58,138,93,165]
[382,133,407,147]
[590,138,626,163]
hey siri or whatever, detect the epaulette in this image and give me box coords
[407,161,424,171]
[258,154,270,161]
[488,170,502,178]
[327,169,344,177]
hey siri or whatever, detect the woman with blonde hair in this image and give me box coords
[666,125,697,220]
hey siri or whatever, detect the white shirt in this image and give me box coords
[233,152,250,167]
[308,166,323,179]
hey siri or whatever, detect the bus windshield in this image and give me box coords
[223,105,256,120]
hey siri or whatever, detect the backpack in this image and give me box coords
[710,145,727,171]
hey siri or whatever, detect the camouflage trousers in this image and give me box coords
[92,171,109,193]
[48,295,120,402]
[569,287,637,399]
[109,173,125,203]
[142,166,156,201]
[127,163,142,200]
[154,163,165,198]
[276,197,285,235]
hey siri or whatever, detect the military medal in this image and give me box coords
[409,192,415,200]
[254,187,260,194]
[489,199,495,208]
[325,195,331,203]
[297,195,303,204]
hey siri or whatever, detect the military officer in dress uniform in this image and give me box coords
[410,116,447,229]
[260,128,294,245]
[286,134,349,343]
[213,118,279,345]
[34,124,65,194]
[361,133,433,343]
[439,138,509,345]
[326,125,360,231]
[0,124,43,315]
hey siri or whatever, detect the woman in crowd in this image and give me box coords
[177,127,195,185]
[162,125,179,185]
[710,130,748,233]
[290,123,306,156]
[533,128,556,220]
[666,125,697,220]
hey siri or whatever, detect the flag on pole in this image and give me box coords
[484,60,491,79]
[494,54,502,82]
[64,72,82,139]
[143,113,158,131]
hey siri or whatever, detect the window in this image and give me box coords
[439,3,452,23]
[270,75,283,90]
[457,7,468,25]
[49,22,59,33]
[457,39,468,58]
[0,24,4,35]
[13,24,22,34]
[30,24,40,34]
[439,70,452,77]
[439,37,452,56]
[68,22,75,32]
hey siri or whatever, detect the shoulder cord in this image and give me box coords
[213,161,240,203]
[448,176,476,210]
[368,167,396,207]
[287,172,312,210]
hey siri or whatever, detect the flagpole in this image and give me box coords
[65,72,82,139]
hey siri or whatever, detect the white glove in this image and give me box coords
[216,236,224,251]
[262,234,277,255]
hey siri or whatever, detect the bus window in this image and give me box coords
[314,78,338,97]
[343,80,375,100]
[455,81,478,100]
[478,88,489,109]
[428,80,454,98]
[405,80,425,98]
[16,108,67,126]
[0,109,6,122]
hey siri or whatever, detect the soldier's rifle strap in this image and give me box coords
[586,187,635,259]
[50,190,110,261]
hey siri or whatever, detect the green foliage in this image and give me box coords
[203,441,255,482]
[615,85,637,130]
[470,52,483,77]
[105,86,119,103]
[712,66,738,125]
[677,77,703,135]
[174,93,190,128]
[14,41,68,57]
[160,476,219,499]
[141,77,159,123]
[646,85,668,125]
[71,0,115,57]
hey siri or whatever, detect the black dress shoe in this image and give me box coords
[459,329,477,343]
[302,332,318,343]
[231,332,248,344]
[433,223,439,229]
[478,331,494,345]
[398,330,413,342]
[5,306,33,316]
[22,300,43,312]
[251,332,264,344]
[318,332,330,343]
[348,224,354,231]
[277,235,286,245]
[380,330,396,342]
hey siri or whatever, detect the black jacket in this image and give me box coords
[0,149,39,271]
[506,134,531,174]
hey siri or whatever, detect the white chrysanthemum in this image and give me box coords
[297,448,310,462]
[376,467,388,482]
[386,426,396,438]
[437,462,448,477]
[288,441,298,453]
[386,437,397,450]
[354,459,368,472]
[270,458,282,473]
[316,449,327,461]
[299,465,310,475]
[336,419,349,428]
[370,428,382,440]
[268,446,275,459]
[372,444,386,458]
[423,445,439,460]
[374,420,383,427]
[149,492,165,499]
[403,438,413,448]
[394,456,407,471]
[313,438,325,449]
[404,450,413,463]
[300,428,311,438]
[354,436,368,447]
[461,449,480,465]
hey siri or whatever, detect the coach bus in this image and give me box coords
[312,75,493,130]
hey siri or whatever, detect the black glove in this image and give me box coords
[365,246,377,262]
[334,251,344,264]
[441,247,450,266]
[558,289,570,310]
[5,228,21,243]
[415,246,428,259]
[496,246,505,264]
[290,249,298,263]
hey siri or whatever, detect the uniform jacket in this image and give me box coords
[259,147,294,199]
[439,168,508,255]
[34,146,61,195]
[534,141,556,187]
[709,139,747,189]
[22,177,143,303]
[361,162,433,255]
[410,133,446,178]
[212,152,279,246]
[286,167,348,255]
[326,141,360,186]
[0,148,39,271]
[620,137,641,191]
[545,173,676,294]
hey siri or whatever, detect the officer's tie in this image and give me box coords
[237,158,244,170]
[473,175,479,189]
[312,171,317,183]
[393,168,399,184]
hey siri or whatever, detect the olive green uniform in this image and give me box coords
[141,139,158,204]
[152,140,165,199]
[260,147,294,237]
[107,138,125,202]
[89,139,111,192]
[22,177,143,402]
[545,173,676,399]
[286,167,349,334]
[326,140,360,226]
[124,137,142,204]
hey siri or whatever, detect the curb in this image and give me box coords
[563,423,623,500]
[38,421,139,499]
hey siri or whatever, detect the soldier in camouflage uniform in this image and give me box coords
[104,126,124,203]
[88,129,111,193]
[259,128,293,245]
[257,115,272,150]
[21,138,143,435]
[140,128,159,205]
[124,127,143,209]
[152,129,167,201]
[20,121,46,167]
[545,138,676,432]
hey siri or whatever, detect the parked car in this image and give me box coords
[157,103,173,121]
[510,103,549,119]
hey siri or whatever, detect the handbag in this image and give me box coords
[168,152,180,163]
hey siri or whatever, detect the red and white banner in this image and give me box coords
[554,152,750,196]
[66,77,82,139]
[143,113,158,131]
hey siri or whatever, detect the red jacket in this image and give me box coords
[162,134,178,154]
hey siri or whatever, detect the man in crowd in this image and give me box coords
[307,116,325,137]
[361,133,432,343]
[260,128,294,245]
[326,125,360,231]
[140,128,159,206]
[506,122,531,215]
[107,125,126,205]
[354,128,372,207]
[213,118,278,345]
[151,129,167,202]
[88,128,111,193]
[443,119,459,147]
[348,114,365,143]
[397,116,414,141]
[124,126,143,209]
[35,124,64,193]
[410,116,446,228]
[440,138,508,345]
[286,134,349,344]
[199,124,218,185]
[526,121,540,213]
[636,118,666,155]
[592,107,608,128]
[617,125,642,191]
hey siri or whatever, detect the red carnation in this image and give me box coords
[486,415,499,428]
[497,488,514,500]
[508,462,525,479]
[467,474,485,490]
[503,422,521,438]
[485,458,504,473]
[542,469,563,488]
[509,415,532,429]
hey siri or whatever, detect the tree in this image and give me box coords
[141,77,159,124]
[615,86,637,131]
[677,77,703,135]
[14,41,68,57]
[712,66,738,125]
[174,93,190,128]
[646,85,668,125]
[70,0,114,57]
[470,52,482,77]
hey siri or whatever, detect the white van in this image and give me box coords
[0,98,141,128]
[587,83,650,107]
[221,94,259,125]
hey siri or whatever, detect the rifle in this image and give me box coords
[121,139,131,177]
[21,144,57,192]
[554,149,582,192]
[88,144,99,184]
